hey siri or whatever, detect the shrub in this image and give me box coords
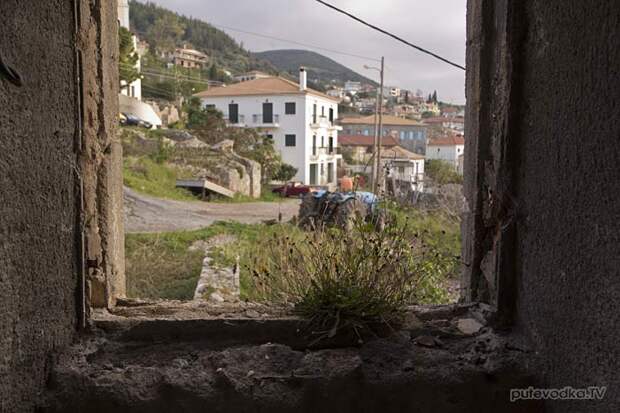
[272,163,298,182]
[425,159,463,185]
[243,217,452,341]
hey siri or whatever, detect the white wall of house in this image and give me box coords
[426,144,464,168]
[383,158,425,192]
[118,0,142,101]
[200,93,341,186]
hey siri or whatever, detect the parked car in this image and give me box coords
[272,181,314,198]
[121,113,152,129]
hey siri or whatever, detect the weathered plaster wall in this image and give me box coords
[465,1,620,411]
[77,0,124,310]
[0,0,121,411]
[0,1,79,412]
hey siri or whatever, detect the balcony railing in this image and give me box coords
[310,116,342,131]
[224,114,245,126]
[252,114,280,126]
[310,146,342,159]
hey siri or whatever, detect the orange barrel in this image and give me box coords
[340,176,353,192]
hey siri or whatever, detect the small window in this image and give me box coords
[285,134,296,147]
[265,134,273,140]
[398,166,405,174]
[285,102,296,115]
[205,104,216,110]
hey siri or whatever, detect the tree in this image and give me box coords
[208,63,219,80]
[421,111,435,119]
[119,27,140,88]
[273,164,298,182]
[425,159,463,185]
[183,98,284,182]
[185,97,223,130]
[147,14,185,54]
[432,90,438,103]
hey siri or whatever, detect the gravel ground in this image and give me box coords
[124,187,300,233]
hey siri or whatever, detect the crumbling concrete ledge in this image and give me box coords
[42,303,544,412]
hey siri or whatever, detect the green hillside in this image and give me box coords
[254,49,378,87]
[129,1,276,75]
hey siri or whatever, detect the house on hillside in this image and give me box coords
[423,116,465,132]
[441,106,465,117]
[234,71,271,83]
[339,134,399,165]
[195,68,342,188]
[426,135,465,171]
[344,81,362,95]
[381,145,425,192]
[326,87,345,100]
[338,114,428,155]
[172,46,209,69]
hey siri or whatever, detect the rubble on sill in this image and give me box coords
[43,302,543,412]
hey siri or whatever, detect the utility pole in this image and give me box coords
[374,56,385,195]
[371,87,379,191]
[365,56,385,195]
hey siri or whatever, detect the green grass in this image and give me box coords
[125,222,245,300]
[123,156,197,201]
[125,206,461,315]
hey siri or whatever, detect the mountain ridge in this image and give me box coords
[253,49,378,87]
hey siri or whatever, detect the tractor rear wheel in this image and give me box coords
[335,198,367,231]
[298,192,320,229]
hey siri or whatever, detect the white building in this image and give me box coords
[344,81,362,95]
[426,135,465,171]
[172,47,209,69]
[234,71,271,83]
[423,116,465,133]
[117,0,142,101]
[382,146,425,192]
[326,87,345,100]
[382,86,401,98]
[195,69,342,187]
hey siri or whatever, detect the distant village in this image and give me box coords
[118,0,465,198]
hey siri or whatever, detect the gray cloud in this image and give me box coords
[141,0,466,103]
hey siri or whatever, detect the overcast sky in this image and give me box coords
[141,0,466,104]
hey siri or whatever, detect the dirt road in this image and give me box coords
[124,187,300,233]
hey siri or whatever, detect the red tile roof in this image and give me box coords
[194,76,338,102]
[428,135,465,146]
[338,135,399,147]
[339,114,423,126]
[423,116,464,124]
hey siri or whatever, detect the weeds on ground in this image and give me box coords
[125,222,244,299]
[242,216,454,341]
[123,156,196,201]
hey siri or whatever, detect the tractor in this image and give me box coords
[298,190,386,231]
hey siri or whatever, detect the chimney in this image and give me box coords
[299,67,307,91]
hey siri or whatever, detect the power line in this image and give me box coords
[314,0,466,71]
[119,63,217,86]
[210,23,381,63]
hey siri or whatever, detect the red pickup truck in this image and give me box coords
[271,182,314,198]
